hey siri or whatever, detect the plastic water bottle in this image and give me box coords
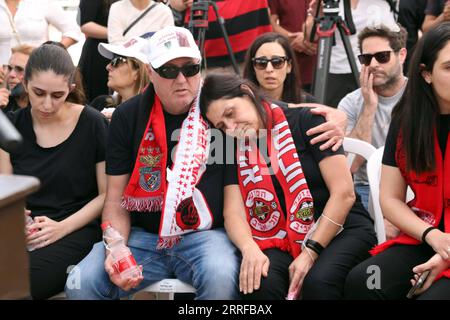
[101,221,142,280]
[25,215,37,252]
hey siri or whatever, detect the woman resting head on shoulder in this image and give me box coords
[199,72,377,300]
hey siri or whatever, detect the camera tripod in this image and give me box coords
[188,0,239,74]
[309,0,360,104]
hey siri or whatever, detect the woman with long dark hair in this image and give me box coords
[0,44,108,299]
[199,72,376,299]
[345,22,450,300]
[243,32,303,104]
[78,0,118,102]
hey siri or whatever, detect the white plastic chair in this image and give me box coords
[138,279,196,300]
[50,279,196,300]
[343,137,377,169]
[366,146,415,244]
[342,138,385,243]
[366,146,386,243]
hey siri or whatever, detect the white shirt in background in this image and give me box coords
[0,0,81,64]
[330,0,397,74]
[108,0,174,45]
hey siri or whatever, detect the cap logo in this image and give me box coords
[176,31,190,48]
[124,38,138,48]
[164,41,172,50]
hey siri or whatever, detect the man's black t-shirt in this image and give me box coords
[106,86,234,234]
[8,106,108,222]
[228,106,370,224]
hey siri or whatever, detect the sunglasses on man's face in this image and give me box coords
[110,56,128,68]
[7,64,25,74]
[154,64,201,79]
[252,56,289,70]
[357,50,393,66]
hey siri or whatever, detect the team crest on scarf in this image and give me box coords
[122,92,212,248]
[237,102,315,258]
[139,152,162,192]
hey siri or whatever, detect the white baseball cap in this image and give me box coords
[144,26,201,69]
[98,36,148,64]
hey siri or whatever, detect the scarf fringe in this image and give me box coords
[121,196,163,212]
[157,235,182,249]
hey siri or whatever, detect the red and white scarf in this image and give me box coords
[237,102,315,258]
[122,95,211,248]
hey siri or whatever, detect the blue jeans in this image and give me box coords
[65,227,240,300]
[355,184,370,211]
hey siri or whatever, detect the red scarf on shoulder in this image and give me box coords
[370,131,450,280]
[237,102,315,258]
[122,95,211,248]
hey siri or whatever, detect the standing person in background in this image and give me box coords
[0,44,108,299]
[422,0,450,33]
[306,0,397,107]
[78,0,118,103]
[107,0,174,45]
[397,0,427,73]
[170,0,272,74]
[0,0,81,65]
[268,0,316,92]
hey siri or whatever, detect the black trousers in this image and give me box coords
[29,224,101,299]
[344,243,450,300]
[243,212,377,300]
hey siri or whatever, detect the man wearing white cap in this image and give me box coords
[66,26,241,300]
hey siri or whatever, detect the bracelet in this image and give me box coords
[304,247,317,263]
[305,239,324,256]
[421,226,438,243]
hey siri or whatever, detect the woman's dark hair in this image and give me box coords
[243,32,302,103]
[25,43,86,105]
[392,22,450,173]
[200,72,268,128]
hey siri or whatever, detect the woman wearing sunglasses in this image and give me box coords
[94,36,150,119]
[243,32,304,104]
[199,72,377,300]
[345,22,450,301]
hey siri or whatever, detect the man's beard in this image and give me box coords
[373,65,403,92]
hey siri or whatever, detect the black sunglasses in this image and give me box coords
[154,64,201,79]
[252,56,289,70]
[110,56,128,68]
[358,51,393,66]
[7,64,25,74]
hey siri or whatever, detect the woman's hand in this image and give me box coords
[26,216,71,249]
[425,229,450,261]
[239,242,270,295]
[287,249,317,299]
[410,253,450,296]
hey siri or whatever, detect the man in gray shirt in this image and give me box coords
[338,24,408,210]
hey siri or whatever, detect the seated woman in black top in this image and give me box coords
[199,73,376,300]
[0,44,108,299]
